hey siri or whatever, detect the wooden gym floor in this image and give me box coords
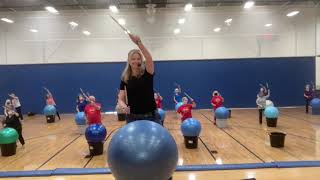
[1,107,320,179]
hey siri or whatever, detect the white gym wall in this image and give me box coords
[0,5,318,64]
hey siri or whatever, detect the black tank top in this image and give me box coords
[120,71,156,114]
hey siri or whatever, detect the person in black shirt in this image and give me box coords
[2,110,25,146]
[117,33,161,124]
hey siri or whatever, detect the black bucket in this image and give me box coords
[184,136,198,149]
[88,141,104,156]
[269,132,286,148]
[46,115,55,123]
[117,113,126,121]
[0,142,17,156]
[266,117,277,127]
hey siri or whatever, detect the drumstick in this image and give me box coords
[124,86,128,105]
[109,15,130,33]
[184,92,194,100]
[80,88,85,94]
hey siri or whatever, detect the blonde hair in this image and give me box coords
[121,49,145,83]
[182,97,188,102]
[89,96,96,102]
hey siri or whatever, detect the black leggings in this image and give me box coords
[16,127,25,145]
[7,126,25,145]
[259,109,264,124]
[306,99,311,113]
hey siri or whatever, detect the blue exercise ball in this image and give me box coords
[215,107,229,119]
[43,105,56,116]
[181,118,201,137]
[175,102,183,111]
[85,124,107,143]
[311,98,320,108]
[75,112,86,125]
[108,120,178,180]
[264,106,279,118]
[158,108,166,122]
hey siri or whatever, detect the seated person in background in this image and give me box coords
[84,96,102,125]
[304,84,314,114]
[256,88,270,124]
[154,92,163,109]
[211,90,224,124]
[76,94,88,112]
[173,87,182,104]
[177,97,196,122]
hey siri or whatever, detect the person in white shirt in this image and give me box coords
[9,94,23,120]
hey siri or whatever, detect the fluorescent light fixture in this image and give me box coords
[265,23,272,27]
[184,3,193,12]
[30,29,38,33]
[214,27,221,32]
[244,1,255,9]
[225,18,232,23]
[82,30,91,35]
[174,28,181,34]
[45,6,58,14]
[1,18,14,23]
[178,18,186,24]
[118,18,126,25]
[69,21,78,27]
[287,11,299,17]
[109,5,118,13]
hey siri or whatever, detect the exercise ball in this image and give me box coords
[75,112,86,125]
[85,124,107,143]
[0,128,18,144]
[215,107,230,119]
[181,118,201,137]
[264,106,279,118]
[43,105,56,116]
[108,120,178,180]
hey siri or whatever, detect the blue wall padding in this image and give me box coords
[53,168,111,175]
[1,161,320,177]
[0,170,52,177]
[0,57,315,113]
[175,162,276,171]
[276,161,320,168]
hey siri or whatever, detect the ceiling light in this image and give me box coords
[1,18,14,23]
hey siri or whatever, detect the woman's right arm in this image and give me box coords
[118,90,130,114]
